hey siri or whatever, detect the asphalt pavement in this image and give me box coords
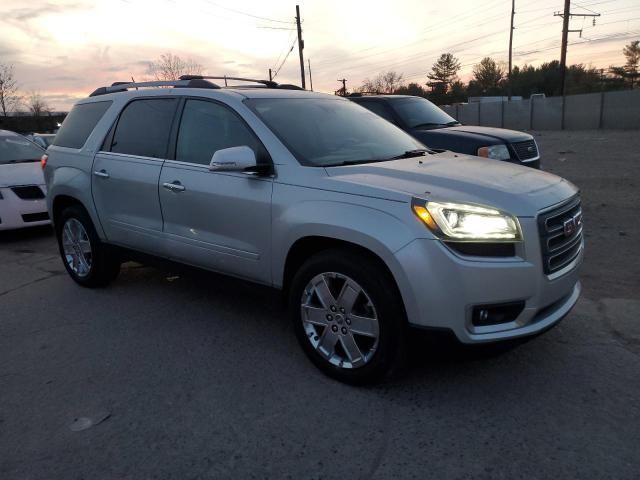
[1,130,639,479]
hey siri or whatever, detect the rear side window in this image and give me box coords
[110,98,178,158]
[175,99,262,165]
[53,101,112,149]
[356,101,396,123]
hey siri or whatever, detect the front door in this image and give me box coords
[158,98,273,284]
[92,97,178,253]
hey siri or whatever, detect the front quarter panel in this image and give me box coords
[271,180,420,293]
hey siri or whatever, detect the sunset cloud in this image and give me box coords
[1,0,638,110]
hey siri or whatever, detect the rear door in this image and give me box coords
[158,98,273,284]
[92,97,178,253]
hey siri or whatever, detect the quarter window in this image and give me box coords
[53,101,112,149]
[176,99,262,165]
[111,98,178,158]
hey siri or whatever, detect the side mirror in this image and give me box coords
[209,146,257,172]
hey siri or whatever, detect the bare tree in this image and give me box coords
[148,52,204,81]
[27,91,50,117]
[358,71,405,94]
[0,63,21,116]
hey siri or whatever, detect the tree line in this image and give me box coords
[351,40,639,105]
[0,64,52,117]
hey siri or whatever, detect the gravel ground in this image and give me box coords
[1,130,638,479]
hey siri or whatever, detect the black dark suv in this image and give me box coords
[349,95,540,169]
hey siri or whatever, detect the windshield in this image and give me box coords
[246,98,424,167]
[0,132,44,165]
[392,97,459,129]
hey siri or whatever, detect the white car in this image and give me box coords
[0,130,51,230]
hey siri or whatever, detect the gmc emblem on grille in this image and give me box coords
[563,212,582,237]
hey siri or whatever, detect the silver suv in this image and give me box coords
[45,77,583,384]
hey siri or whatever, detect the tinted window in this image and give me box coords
[392,97,458,129]
[0,132,44,165]
[356,101,395,123]
[176,99,262,165]
[111,98,178,158]
[53,101,112,149]
[246,98,423,167]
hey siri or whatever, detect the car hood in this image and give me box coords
[413,125,532,144]
[324,152,576,217]
[0,162,46,188]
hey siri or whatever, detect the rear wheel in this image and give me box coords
[56,205,120,287]
[289,250,406,385]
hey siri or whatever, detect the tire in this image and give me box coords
[55,205,120,287]
[289,249,406,385]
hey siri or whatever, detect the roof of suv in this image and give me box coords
[79,87,337,106]
[83,77,340,103]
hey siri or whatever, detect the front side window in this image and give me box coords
[175,99,262,165]
[246,98,423,167]
[53,101,112,149]
[111,98,178,158]
[391,97,458,129]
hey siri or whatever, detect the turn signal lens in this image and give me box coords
[412,205,438,230]
[40,154,48,170]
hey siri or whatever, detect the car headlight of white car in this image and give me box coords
[412,200,522,242]
[477,144,511,160]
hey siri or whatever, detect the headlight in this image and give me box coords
[477,144,511,160]
[412,199,521,241]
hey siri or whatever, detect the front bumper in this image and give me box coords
[0,186,51,231]
[393,218,582,343]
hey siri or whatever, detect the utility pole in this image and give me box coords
[308,59,313,91]
[337,78,347,96]
[295,5,306,89]
[554,1,600,96]
[508,0,515,100]
[268,68,273,82]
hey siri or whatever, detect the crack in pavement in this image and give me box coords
[0,272,64,299]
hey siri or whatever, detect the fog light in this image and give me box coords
[472,301,525,327]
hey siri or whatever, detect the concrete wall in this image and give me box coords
[503,99,530,131]
[443,89,640,130]
[602,89,640,129]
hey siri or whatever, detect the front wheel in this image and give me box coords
[289,250,406,385]
[56,205,120,287]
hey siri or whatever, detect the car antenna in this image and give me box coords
[131,75,138,90]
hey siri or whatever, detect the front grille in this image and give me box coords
[511,139,539,161]
[538,196,583,275]
[21,212,49,223]
[11,185,45,200]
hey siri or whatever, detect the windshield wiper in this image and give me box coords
[323,158,389,167]
[389,149,429,160]
[445,120,461,126]
[6,159,39,164]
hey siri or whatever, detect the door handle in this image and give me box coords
[162,181,186,192]
[93,169,109,178]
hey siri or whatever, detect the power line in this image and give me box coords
[273,38,297,79]
[199,0,295,24]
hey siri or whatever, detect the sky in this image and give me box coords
[1,0,639,111]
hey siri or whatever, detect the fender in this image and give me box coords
[47,165,106,239]
[271,199,421,318]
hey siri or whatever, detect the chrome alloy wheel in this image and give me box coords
[301,272,380,369]
[62,218,93,277]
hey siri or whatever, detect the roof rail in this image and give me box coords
[179,75,304,90]
[89,79,221,97]
[180,75,278,88]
